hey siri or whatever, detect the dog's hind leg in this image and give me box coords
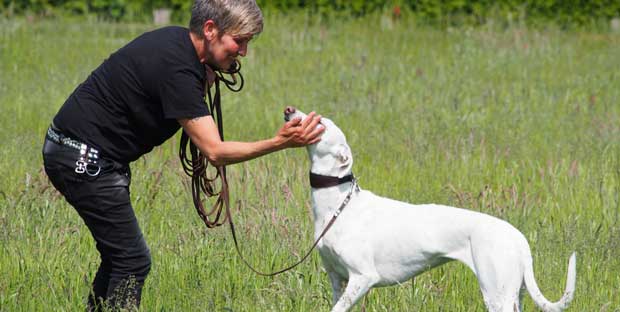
[472,250,524,312]
[330,274,375,312]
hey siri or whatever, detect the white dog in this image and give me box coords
[283,107,576,312]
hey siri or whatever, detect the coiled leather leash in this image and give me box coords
[179,61,242,228]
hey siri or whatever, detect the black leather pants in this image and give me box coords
[42,138,151,311]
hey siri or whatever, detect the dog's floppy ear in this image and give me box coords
[336,144,352,168]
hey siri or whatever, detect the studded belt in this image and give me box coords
[46,125,101,176]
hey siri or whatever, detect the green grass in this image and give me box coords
[1,12,619,311]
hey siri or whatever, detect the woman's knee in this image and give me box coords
[126,247,152,280]
[136,249,152,278]
[108,245,152,280]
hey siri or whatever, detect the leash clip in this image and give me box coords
[75,143,101,176]
[75,160,87,174]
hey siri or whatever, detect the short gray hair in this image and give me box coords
[189,0,263,37]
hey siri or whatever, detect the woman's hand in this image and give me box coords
[276,111,324,148]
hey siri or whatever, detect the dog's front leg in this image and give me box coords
[330,274,374,312]
[326,269,345,305]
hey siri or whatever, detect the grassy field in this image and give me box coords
[1,12,619,311]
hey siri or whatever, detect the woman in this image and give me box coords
[42,0,323,310]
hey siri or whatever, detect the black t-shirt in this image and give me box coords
[53,26,210,163]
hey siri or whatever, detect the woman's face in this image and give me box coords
[206,31,252,71]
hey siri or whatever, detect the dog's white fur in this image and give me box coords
[285,109,576,312]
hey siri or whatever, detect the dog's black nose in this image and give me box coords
[284,106,296,115]
[284,106,296,121]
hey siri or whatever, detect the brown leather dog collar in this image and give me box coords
[309,172,355,188]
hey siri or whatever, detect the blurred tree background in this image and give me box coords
[1,0,619,28]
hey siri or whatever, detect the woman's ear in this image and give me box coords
[203,20,218,41]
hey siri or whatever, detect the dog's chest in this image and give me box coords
[317,240,350,279]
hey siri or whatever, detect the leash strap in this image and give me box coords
[228,178,358,276]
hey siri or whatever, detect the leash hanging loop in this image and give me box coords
[178,61,242,228]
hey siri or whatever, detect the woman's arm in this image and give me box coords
[178,112,323,167]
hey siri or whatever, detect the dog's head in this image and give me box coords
[284,107,353,178]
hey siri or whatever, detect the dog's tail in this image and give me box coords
[523,251,577,312]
